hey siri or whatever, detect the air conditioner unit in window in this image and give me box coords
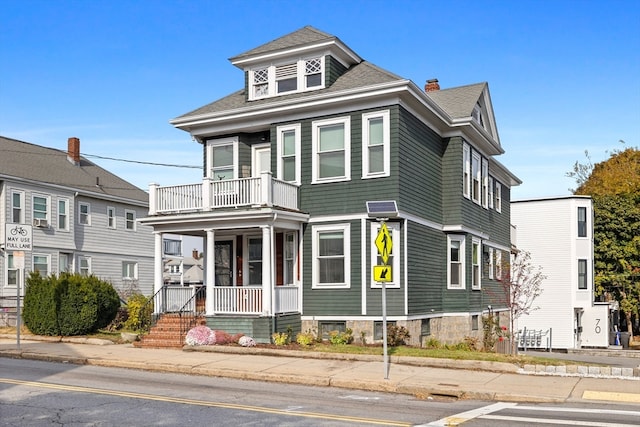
[33,218,49,228]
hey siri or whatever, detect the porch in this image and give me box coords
[148,172,299,215]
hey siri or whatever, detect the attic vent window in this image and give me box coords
[276,63,298,93]
[472,103,485,127]
[253,68,269,97]
[305,58,322,88]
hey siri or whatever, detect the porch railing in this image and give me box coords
[212,287,263,314]
[149,172,299,215]
[274,285,298,313]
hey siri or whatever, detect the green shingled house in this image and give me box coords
[139,26,520,345]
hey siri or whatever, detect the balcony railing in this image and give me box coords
[149,172,299,215]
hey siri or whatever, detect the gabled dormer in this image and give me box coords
[229,26,361,101]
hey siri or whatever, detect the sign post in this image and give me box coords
[5,224,32,349]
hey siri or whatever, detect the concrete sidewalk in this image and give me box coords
[1,336,639,405]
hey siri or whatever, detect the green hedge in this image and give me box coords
[23,272,121,336]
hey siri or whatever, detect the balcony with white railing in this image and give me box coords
[211,285,299,315]
[148,172,299,215]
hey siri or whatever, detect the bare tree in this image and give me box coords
[498,251,545,354]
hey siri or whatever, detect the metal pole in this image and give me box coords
[16,268,21,349]
[382,279,388,379]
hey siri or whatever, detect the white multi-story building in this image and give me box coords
[511,196,609,349]
[0,136,155,311]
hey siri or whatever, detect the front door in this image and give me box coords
[215,240,234,286]
[253,144,271,177]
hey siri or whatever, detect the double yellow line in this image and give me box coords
[0,378,412,426]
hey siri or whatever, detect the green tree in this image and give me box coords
[568,145,640,339]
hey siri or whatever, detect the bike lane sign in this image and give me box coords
[5,224,33,251]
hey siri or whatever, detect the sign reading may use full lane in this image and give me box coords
[5,224,33,251]
[374,222,392,282]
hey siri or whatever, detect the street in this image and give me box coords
[1,358,639,426]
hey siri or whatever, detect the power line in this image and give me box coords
[83,153,201,169]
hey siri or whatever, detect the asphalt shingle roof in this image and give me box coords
[0,136,149,204]
[425,82,487,119]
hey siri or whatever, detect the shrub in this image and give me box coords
[185,325,216,346]
[57,274,98,336]
[238,336,256,347]
[105,306,129,332]
[23,272,59,335]
[124,293,152,331]
[90,276,120,330]
[328,328,353,345]
[386,324,410,346]
[272,331,289,345]
[296,330,317,346]
[424,337,441,349]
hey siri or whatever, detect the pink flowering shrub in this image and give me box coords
[185,325,216,346]
[238,336,256,347]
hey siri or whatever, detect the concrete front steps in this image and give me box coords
[134,313,204,349]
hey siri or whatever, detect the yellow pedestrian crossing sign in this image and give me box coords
[375,222,392,265]
[373,265,392,282]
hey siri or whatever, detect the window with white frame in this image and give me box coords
[495,250,503,280]
[577,206,587,238]
[578,259,588,289]
[78,256,91,276]
[276,124,301,184]
[472,238,481,290]
[284,232,296,285]
[481,159,488,208]
[78,202,90,225]
[247,236,263,285]
[122,261,138,280]
[58,199,69,230]
[125,210,136,231]
[312,117,350,183]
[370,222,400,288]
[447,235,465,289]
[312,224,350,288]
[471,152,481,204]
[33,195,49,221]
[488,177,494,209]
[463,143,470,199]
[249,57,324,100]
[7,254,18,287]
[488,247,494,279]
[33,254,50,276]
[11,191,24,223]
[59,252,72,273]
[207,139,237,181]
[107,206,116,229]
[362,110,390,178]
[495,181,502,213]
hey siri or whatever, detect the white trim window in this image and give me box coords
[578,259,588,290]
[247,236,263,286]
[577,206,588,238]
[481,159,489,208]
[33,194,49,223]
[488,247,494,280]
[447,235,465,289]
[122,261,138,280]
[472,238,481,290]
[312,116,351,183]
[78,256,91,276]
[488,177,494,209]
[249,57,324,100]
[107,206,116,229]
[495,181,502,213]
[362,110,390,178]
[125,209,136,231]
[283,232,296,286]
[7,253,19,287]
[312,224,350,288]
[59,252,72,273]
[463,143,470,199]
[495,250,503,280]
[58,198,69,231]
[78,202,91,225]
[370,222,400,288]
[276,124,301,184]
[11,190,24,223]
[33,254,50,277]
[471,151,481,204]
[206,138,238,181]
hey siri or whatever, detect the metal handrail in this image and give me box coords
[179,286,207,343]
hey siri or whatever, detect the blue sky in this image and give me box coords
[2,0,638,200]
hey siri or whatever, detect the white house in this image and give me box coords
[511,196,609,349]
[0,136,155,319]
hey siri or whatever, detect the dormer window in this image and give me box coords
[249,57,324,100]
[472,103,484,127]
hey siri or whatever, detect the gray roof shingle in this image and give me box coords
[425,82,487,119]
[0,136,149,204]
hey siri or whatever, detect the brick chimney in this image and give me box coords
[192,249,200,259]
[67,137,81,165]
[425,78,440,92]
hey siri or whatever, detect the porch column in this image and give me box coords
[153,232,163,295]
[261,225,272,316]
[205,229,215,316]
